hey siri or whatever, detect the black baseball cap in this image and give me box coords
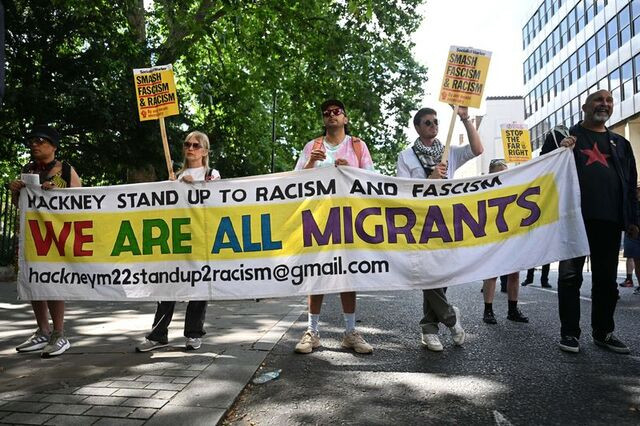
[25,125,60,148]
[320,99,346,113]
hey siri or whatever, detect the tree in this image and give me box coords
[1,0,427,183]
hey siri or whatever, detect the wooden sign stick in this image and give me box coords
[158,117,175,180]
[441,104,459,165]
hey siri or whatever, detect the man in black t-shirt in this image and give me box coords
[542,90,639,354]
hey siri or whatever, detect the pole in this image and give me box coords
[441,105,459,164]
[271,90,276,173]
[158,117,175,180]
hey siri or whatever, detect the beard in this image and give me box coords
[592,111,610,123]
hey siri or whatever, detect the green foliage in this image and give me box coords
[1,0,427,182]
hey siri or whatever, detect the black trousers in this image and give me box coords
[526,264,550,283]
[557,220,621,339]
[147,301,208,343]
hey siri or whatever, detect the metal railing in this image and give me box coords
[0,184,17,266]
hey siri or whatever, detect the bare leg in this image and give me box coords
[309,294,324,314]
[483,279,496,304]
[339,292,356,314]
[507,272,520,301]
[48,301,65,333]
[627,258,634,276]
[31,301,51,333]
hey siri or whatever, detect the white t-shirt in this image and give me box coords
[179,167,221,181]
[396,143,475,179]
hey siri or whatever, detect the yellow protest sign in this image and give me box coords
[133,64,179,121]
[439,46,492,108]
[501,123,532,163]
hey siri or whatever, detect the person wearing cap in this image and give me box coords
[481,159,529,325]
[543,90,638,354]
[9,124,81,358]
[293,99,375,355]
[396,106,483,352]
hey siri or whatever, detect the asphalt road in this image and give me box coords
[223,270,640,426]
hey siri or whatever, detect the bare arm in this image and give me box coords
[458,106,483,156]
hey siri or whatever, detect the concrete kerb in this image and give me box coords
[0,280,306,425]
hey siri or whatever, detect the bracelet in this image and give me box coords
[460,117,469,122]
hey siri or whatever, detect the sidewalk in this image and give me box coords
[0,281,305,425]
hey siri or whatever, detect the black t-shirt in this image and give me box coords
[572,125,622,224]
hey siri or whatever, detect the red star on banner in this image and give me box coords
[580,143,610,167]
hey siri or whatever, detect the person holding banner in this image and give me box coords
[293,99,375,355]
[10,125,81,358]
[543,90,638,354]
[136,131,220,352]
[482,160,529,324]
[396,106,483,351]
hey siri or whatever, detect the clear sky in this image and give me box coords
[406,0,533,141]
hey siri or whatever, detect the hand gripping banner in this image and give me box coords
[17,149,589,301]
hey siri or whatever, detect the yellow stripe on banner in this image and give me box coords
[24,175,558,263]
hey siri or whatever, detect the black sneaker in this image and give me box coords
[521,280,533,287]
[593,333,630,354]
[483,310,497,324]
[541,281,552,288]
[559,336,580,353]
[507,309,529,323]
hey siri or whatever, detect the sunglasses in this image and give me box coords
[183,141,203,150]
[423,119,439,127]
[323,108,344,117]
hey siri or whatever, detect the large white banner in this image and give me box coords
[17,148,589,301]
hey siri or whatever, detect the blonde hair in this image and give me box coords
[177,131,210,175]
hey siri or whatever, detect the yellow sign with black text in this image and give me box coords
[439,46,492,108]
[133,64,179,121]
[501,123,532,163]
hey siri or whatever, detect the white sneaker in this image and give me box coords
[421,333,443,351]
[135,338,168,353]
[341,331,373,354]
[294,331,321,354]
[186,337,201,350]
[449,306,465,346]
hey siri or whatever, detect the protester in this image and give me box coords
[396,105,483,351]
[543,90,638,354]
[293,99,375,355]
[136,131,220,352]
[481,159,528,324]
[621,185,640,291]
[522,264,551,288]
[10,125,81,358]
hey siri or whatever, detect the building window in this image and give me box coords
[569,52,578,84]
[575,1,585,33]
[596,27,607,63]
[610,69,621,104]
[586,35,597,69]
[606,17,618,53]
[621,60,633,101]
[577,45,587,78]
[619,5,631,46]
[634,54,640,93]
[585,0,595,23]
[632,0,640,37]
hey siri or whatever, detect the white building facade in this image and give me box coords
[522,0,640,154]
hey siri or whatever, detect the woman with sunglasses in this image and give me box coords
[136,131,220,352]
[481,159,529,324]
[293,99,375,355]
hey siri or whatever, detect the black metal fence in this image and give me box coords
[0,184,17,266]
